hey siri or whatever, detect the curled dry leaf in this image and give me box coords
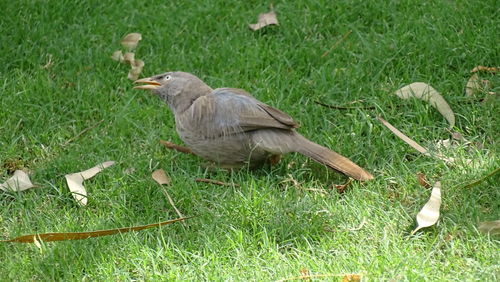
[470,66,499,73]
[249,8,278,31]
[152,169,171,185]
[2,217,191,243]
[123,52,135,64]
[478,220,500,235]
[64,161,115,206]
[395,82,455,128]
[0,170,35,192]
[465,73,491,96]
[128,59,144,81]
[121,33,142,51]
[111,50,124,63]
[411,181,442,235]
[416,172,431,188]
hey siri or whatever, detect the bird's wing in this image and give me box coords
[189,88,298,137]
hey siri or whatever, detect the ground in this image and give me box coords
[0,0,499,280]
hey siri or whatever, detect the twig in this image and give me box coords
[62,119,104,147]
[159,140,194,155]
[314,100,376,110]
[461,168,500,189]
[321,30,352,57]
[160,186,185,222]
[195,178,239,187]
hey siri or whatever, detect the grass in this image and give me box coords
[1,0,499,280]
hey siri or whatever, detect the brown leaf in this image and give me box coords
[478,220,500,235]
[249,7,279,31]
[416,172,431,188]
[342,274,361,282]
[331,178,352,193]
[121,33,142,51]
[470,66,499,73]
[123,52,135,64]
[152,169,171,185]
[111,50,124,63]
[65,161,115,206]
[395,82,455,128]
[0,170,35,192]
[128,59,145,81]
[1,217,191,243]
[411,181,442,235]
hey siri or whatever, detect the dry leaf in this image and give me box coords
[128,59,144,81]
[332,178,352,193]
[2,217,191,243]
[121,33,142,51]
[416,172,431,188]
[342,274,361,282]
[395,82,455,128]
[411,181,442,235]
[152,169,171,185]
[249,8,278,31]
[376,116,455,164]
[123,52,135,64]
[111,50,124,63]
[471,66,499,73]
[65,161,115,206]
[0,170,35,192]
[478,220,500,235]
[465,73,491,96]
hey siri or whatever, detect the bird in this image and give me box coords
[134,71,373,181]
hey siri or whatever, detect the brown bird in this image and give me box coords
[134,71,373,181]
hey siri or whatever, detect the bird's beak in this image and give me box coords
[133,77,162,90]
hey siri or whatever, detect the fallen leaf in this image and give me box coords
[471,66,499,73]
[331,178,352,193]
[121,33,142,51]
[0,170,35,192]
[195,178,239,187]
[2,217,191,243]
[376,116,455,164]
[416,172,431,188]
[64,161,115,206]
[411,181,442,235]
[465,73,491,96]
[123,52,135,64]
[478,220,500,235]
[395,82,455,128]
[128,59,144,81]
[111,50,124,63]
[342,274,361,282]
[451,132,464,141]
[152,169,171,185]
[249,7,278,31]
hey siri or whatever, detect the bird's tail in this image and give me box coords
[294,133,374,181]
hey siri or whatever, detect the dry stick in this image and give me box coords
[62,119,105,147]
[195,178,239,187]
[2,217,192,243]
[321,30,352,57]
[160,186,185,222]
[461,167,500,189]
[159,140,194,155]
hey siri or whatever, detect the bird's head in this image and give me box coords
[134,71,212,113]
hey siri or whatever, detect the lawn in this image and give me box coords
[1,0,499,280]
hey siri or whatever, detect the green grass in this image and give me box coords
[1,0,499,280]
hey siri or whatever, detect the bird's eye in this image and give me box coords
[163,75,172,81]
